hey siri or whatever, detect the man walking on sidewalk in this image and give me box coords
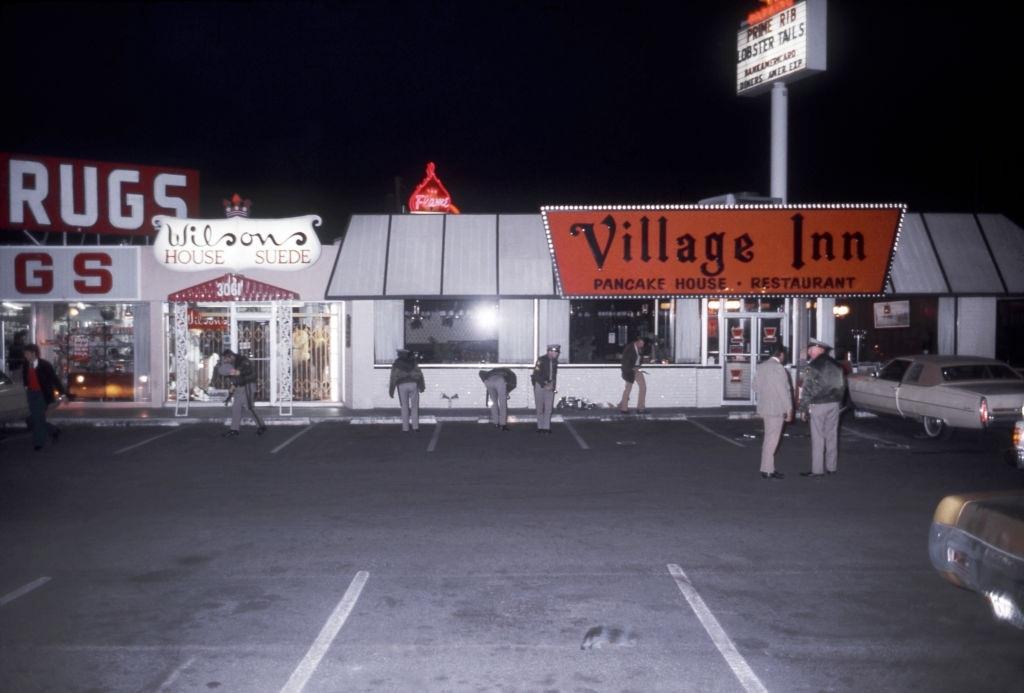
[219,349,266,437]
[798,338,846,477]
[753,345,793,479]
[22,344,68,451]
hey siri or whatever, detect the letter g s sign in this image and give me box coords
[14,252,53,294]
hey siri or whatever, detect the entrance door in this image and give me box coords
[723,315,788,402]
[235,317,271,402]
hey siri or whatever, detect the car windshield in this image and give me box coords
[941,364,1023,382]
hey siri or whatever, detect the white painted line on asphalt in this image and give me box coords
[113,429,180,455]
[687,419,745,448]
[841,423,901,447]
[155,656,195,692]
[563,419,589,450]
[667,564,768,693]
[280,570,369,693]
[0,576,51,606]
[427,422,443,452]
[271,424,317,455]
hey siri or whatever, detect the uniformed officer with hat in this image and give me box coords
[798,337,847,476]
[531,344,560,433]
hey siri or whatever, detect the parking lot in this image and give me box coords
[1,413,1023,692]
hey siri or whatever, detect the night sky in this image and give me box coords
[2,1,1018,242]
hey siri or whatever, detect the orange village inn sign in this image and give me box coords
[541,205,905,298]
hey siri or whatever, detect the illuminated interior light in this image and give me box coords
[75,375,85,384]
[139,375,149,383]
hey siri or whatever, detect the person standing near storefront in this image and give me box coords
[219,349,266,437]
[22,344,68,451]
[479,367,517,430]
[798,338,846,477]
[531,344,559,433]
[753,345,793,480]
[389,349,425,432]
[618,336,647,414]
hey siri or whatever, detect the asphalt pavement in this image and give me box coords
[1,412,1022,692]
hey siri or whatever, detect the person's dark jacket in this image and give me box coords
[234,355,258,387]
[23,357,67,405]
[530,355,558,389]
[478,368,517,393]
[620,342,643,383]
[798,353,846,412]
[389,355,425,397]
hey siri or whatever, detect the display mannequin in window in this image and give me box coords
[389,349,425,432]
[219,349,266,437]
[618,336,647,414]
[531,344,559,433]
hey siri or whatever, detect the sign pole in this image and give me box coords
[770,81,787,204]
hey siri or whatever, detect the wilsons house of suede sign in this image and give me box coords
[541,205,905,298]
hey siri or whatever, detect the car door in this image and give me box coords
[853,359,911,415]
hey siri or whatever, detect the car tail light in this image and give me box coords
[1013,420,1024,448]
[979,397,989,427]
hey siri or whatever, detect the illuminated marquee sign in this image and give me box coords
[408,162,460,214]
[168,274,299,302]
[0,247,139,300]
[153,215,322,272]
[1,153,198,236]
[541,204,905,298]
[736,0,826,96]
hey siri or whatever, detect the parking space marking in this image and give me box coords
[427,422,443,452]
[841,423,904,447]
[114,429,180,455]
[154,656,195,692]
[563,419,590,450]
[0,576,51,607]
[686,419,745,448]
[280,570,369,693]
[271,424,317,455]
[667,564,767,693]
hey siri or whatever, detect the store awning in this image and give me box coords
[324,214,555,299]
[889,213,1024,295]
[168,273,299,302]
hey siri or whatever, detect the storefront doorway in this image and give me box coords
[723,314,787,402]
[234,310,271,402]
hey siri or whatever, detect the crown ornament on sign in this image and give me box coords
[222,193,253,218]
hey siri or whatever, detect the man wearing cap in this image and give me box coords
[753,345,793,479]
[618,336,647,414]
[389,349,425,432]
[218,349,267,437]
[531,345,560,433]
[479,367,517,430]
[798,338,847,477]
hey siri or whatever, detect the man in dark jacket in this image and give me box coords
[219,349,266,437]
[479,367,517,430]
[389,349,425,432]
[531,344,559,433]
[21,344,67,451]
[618,336,647,414]
[798,338,846,477]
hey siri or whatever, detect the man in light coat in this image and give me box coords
[753,345,793,479]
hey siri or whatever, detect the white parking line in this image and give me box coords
[687,419,745,448]
[271,424,316,455]
[841,423,903,447]
[154,656,195,692]
[280,570,369,693]
[427,422,443,452]
[563,420,590,450]
[114,429,180,455]
[667,564,767,693]
[0,576,51,606]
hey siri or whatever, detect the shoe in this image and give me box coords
[51,428,61,442]
[413,428,420,433]
[799,471,824,477]
[256,425,267,436]
[500,425,510,431]
[761,472,785,479]
[543,429,552,434]
[222,430,240,438]
[638,409,648,415]
[618,409,629,414]
[826,470,838,475]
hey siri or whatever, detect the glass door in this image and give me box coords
[723,316,752,401]
[234,311,271,402]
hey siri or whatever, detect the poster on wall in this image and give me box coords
[873,300,910,329]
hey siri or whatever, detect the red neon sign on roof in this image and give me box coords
[408,162,460,214]
[747,0,795,25]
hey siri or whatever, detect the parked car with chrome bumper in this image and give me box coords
[848,355,1024,438]
[930,490,1024,628]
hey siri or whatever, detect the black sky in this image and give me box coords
[2,1,1018,241]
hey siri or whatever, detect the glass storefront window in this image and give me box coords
[53,302,136,401]
[1,304,32,375]
[292,303,334,401]
[705,300,720,365]
[167,304,230,402]
[402,299,499,364]
[568,299,673,364]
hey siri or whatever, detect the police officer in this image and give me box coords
[479,367,517,430]
[798,338,846,476]
[531,344,559,433]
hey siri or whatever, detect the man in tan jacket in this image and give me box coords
[753,345,794,479]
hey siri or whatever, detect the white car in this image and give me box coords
[848,355,1024,438]
[0,370,29,424]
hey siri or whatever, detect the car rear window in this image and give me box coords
[941,364,1023,381]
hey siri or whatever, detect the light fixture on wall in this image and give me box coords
[833,305,851,318]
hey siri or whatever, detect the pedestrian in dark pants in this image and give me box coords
[21,344,68,451]
[219,349,266,437]
[389,349,425,432]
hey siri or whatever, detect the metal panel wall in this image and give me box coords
[326,215,389,297]
[443,215,498,296]
[888,214,947,294]
[924,214,1003,294]
[977,214,1024,293]
[498,215,555,296]
[956,297,996,357]
[386,215,443,296]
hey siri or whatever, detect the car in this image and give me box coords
[1013,413,1024,470]
[929,490,1024,629]
[0,370,30,424]
[847,355,1024,438]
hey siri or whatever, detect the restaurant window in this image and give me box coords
[52,302,140,402]
[568,299,674,364]
[401,299,499,364]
